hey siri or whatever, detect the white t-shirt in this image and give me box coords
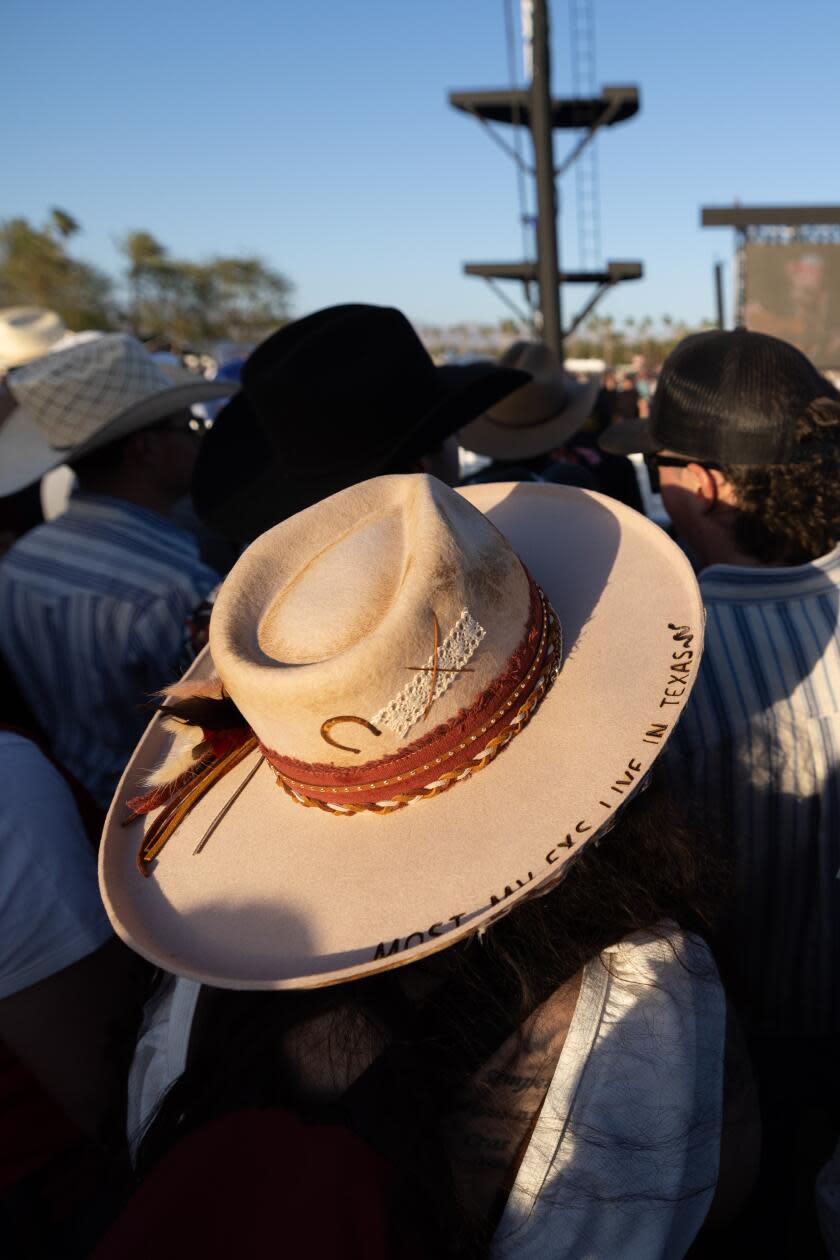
[492,929,724,1258]
[0,732,112,998]
[128,927,724,1257]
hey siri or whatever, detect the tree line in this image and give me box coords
[567,313,717,369]
[0,208,712,364]
[0,208,293,350]
[422,312,716,367]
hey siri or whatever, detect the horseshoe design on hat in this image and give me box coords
[320,716,382,754]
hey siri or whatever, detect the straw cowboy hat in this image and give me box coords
[100,474,703,990]
[0,332,239,496]
[0,307,67,371]
[458,341,600,460]
[192,304,530,542]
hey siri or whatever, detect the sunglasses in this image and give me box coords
[644,453,721,494]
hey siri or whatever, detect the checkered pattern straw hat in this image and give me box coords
[0,332,239,495]
[100,473,704,991]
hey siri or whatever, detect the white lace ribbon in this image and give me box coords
[371,609,486,738]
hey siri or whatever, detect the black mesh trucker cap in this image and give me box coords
[600,329,838,465]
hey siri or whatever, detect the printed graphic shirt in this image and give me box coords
[666,544,840,1036]
[0,494,219,807]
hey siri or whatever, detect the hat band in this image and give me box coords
[486,395,569,432]
[127,578,561,872]
[486,375,571,430]
[264,584,561,814]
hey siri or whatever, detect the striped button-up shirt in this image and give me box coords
[0,495,219,807]
[666,544,840,1036]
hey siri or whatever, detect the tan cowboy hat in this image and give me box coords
[459,341,600,460]
[0,333,239,495]
[0,307,67,371]
[99,474,703,990]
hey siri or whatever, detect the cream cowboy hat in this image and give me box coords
[0,332,239,495]
[458,341,600,460]
[0,307,67,371]
[100,474,703,990]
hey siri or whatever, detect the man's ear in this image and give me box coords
[686,463,720,511]
[686,463,740,514]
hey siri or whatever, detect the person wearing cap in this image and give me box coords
[190,304,530,545]
[0,333,236,806]
[92,474,754,1257]
[458,341,644,512]
[602,328,840,1243]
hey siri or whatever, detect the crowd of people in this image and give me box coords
[0,299,837,1257]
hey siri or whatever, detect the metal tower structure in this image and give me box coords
[448,0,642,361]
[569,0,601,269]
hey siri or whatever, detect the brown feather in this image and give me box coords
[158,694,246,731]
[144,717,206,789]
[156,674,245,731]
[160,676,226,702]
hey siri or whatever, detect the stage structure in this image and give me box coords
[448,0,643,361]
[702,205,840,370]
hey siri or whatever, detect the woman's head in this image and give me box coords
[136,773,725,1258]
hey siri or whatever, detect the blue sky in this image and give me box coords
[3,0,839,331]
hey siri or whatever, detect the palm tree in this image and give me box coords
[49,208,80,240]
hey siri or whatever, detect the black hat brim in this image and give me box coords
[598,416,660,456]
[394,361,530,459]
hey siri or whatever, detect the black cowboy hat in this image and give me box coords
[192,304,529,542]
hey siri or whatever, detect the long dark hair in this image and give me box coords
[136,778,725,1255]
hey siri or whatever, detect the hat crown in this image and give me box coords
[487,341,569,428]
[499,340,557,376]
[10,333,174,449]
[242,305,435,471]
[210,475,531,767]
[0,306,66,369]
[651,329,833,464]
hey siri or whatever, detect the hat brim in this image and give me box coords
[458,375,600,461]
[191,363,529,541]
[0,378,239,496]
[100,482,703,991]
[598,416,660,457]
[0,345,62,372]
[414,361,532,455]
